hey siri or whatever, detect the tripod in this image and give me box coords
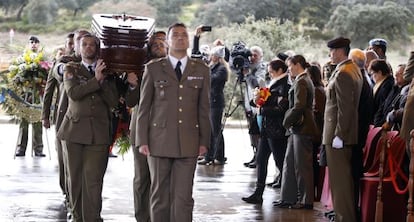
[210,68,255,164]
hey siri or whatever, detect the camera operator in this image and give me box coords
[242,45,268,168]
[192,25,230,64]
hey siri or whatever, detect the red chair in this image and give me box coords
[362,126,383,172]
[360,133,407,222]
[363,130,399,177]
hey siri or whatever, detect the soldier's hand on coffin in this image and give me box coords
[95,59,106,82]
[126,72,138,88]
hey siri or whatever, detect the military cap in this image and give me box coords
[369,38,387,47]
[327,37,351,49]
[29,36,40,43]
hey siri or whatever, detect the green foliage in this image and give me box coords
[25,0,58,24]
[300,0,333,30]
[149,0,192,26]
[192,0,304,27]
[326,2,413,47]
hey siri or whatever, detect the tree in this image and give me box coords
[300,0,333,30]
[0,0,29,20]
[148,0,192,27]
[24,0,59,25]
[326,2,413,47]
[192,0,304,27]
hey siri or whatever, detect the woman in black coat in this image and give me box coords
[198,46,229,165]
[242,59,290,204]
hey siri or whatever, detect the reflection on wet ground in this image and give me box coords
[0,119,330,221]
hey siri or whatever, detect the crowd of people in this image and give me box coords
[8,20,414,222]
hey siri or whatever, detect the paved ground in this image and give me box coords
[0,115,330,222]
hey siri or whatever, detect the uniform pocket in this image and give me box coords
[154,81,170,100]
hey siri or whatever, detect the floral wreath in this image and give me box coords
[0,48,51,123]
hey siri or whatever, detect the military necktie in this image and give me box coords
[175,61,182,81]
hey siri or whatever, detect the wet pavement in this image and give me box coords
[0,115,330,222]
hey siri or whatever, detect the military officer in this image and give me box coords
[136,23,210,222]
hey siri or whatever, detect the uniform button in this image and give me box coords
[195,124,199,128]
[179,96,182,100]
[194,85,198,88]
[179,108,182,112]
[178,120,182,124]
[179,85,183,88]
[153,123,157,126]
[91,96,95,99]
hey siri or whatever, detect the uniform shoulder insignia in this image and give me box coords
[191,58,208,67]
[147,57,164,65]
[64,62,81,80]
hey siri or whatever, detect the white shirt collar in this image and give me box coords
[169,55,188,73]
[82,61,96,71]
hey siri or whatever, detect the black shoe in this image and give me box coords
[290,203,313,210]
[266,181,277,187]
[243,156,255,167]
[198,159,212,165]
[34,152,46,157]
[109,152,118,158]
[248,161,256,168]
[15,151,25,157]
[213,159,226,165]
[273,200,292,208]
[271,182,281,189]
[242,193,263,204]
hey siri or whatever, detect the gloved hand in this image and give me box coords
[332,136,343,149]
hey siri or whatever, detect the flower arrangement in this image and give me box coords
[255,87,271,107]
[110,102,132,157]
[7,49,50,95]
[0,48,51,122]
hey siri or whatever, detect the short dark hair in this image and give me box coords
[287,54,309,69]
[167,23,187,36]
[269,59,288,73]
[369,59,391,76]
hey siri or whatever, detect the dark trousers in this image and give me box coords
[256,136,287,186]
[16,119,43,153]
[63,141,109,222]
[205,107,225,161]
[132,147,151,222]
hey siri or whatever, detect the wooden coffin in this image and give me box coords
[92,13,155,75]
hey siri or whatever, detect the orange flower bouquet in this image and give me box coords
[255,87,271,107]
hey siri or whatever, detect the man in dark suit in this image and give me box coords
[137,23,210,222]
[323,37,363,222]
[57,34,119,222]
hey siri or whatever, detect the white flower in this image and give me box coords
[29,53,38,60]
[18,64,26,72]
[16,56,24,64]
[8,65,18,72]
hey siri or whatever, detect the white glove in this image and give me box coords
[332,136,343,149]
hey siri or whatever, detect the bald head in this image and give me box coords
[349,48,366,69]
[365,50,379,70]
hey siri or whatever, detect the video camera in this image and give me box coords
[230,41,251,71]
